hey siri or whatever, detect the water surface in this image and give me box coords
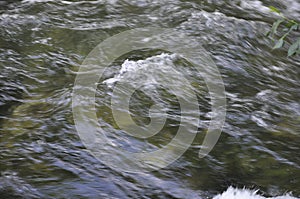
[0,0,299,198]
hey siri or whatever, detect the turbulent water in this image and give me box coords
[214,187,297,199]
[0,0,299,198]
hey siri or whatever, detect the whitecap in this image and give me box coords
[103,53,178,88]
[213,187,298,199]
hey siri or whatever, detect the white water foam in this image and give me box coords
[22,0,72,4]
[103,53,178,87]
[213,187,298,199]
[240,0,270,13]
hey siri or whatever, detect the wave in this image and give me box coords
[103,53,178,87]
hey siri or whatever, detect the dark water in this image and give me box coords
[0,0,299,198]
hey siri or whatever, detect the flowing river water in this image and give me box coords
[0,0,299,198]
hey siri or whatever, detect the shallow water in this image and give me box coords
[0,0,299,198]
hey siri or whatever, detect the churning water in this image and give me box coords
[0,0,299,198]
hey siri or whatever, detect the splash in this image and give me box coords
[103,53,178,87]
[213,187,298,199]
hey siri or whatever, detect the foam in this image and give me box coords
[213,187,298,199]
[103,53,178,87]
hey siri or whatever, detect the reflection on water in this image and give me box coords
[0,0,299,198]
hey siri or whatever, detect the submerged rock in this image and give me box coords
[1,100,54,136]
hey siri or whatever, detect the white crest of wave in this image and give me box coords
[213,187,298,199]
[103,53,178,87]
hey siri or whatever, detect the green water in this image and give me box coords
[0,0,299,198]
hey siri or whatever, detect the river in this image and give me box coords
[0,0,299,198]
